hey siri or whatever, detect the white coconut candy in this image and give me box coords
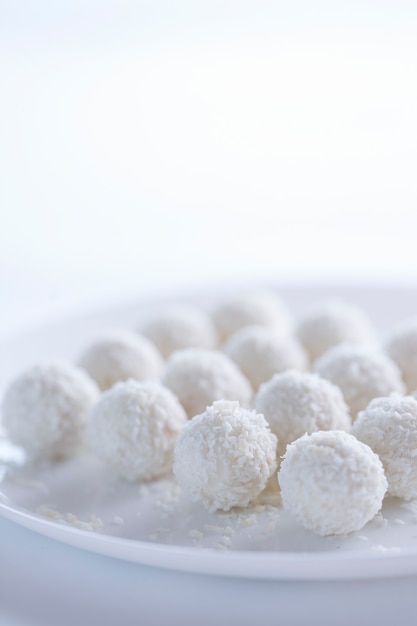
[173,400,277,511]
[386,318,417,392]
[1,360,99,461]
[162,348,252,418]
[87,379,187,482]
[141,305,218,358]
[314,344,405,420]
[352,394,417,500]
[254,370,351,458]
[78,329,163,391]
[296,300,375,363]
[278,430,387,536]
[223,325,308,391]
[211,290,292,344]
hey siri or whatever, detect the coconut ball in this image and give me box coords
[314,344,405,420]
[211,290,292,344]
[162,348,252,418]
[296,300,375,362]
[141,305,218,358]
[254,370,351,458]
[87,379,187,482]
[386,319,417,392]
[223,325,308,391]
[352,394,417,500]
[173,400,277,511]
[1,360,99,461]
[278,430,387,536]
[78,329,163,391]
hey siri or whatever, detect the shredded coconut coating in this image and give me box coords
[87,379,187,482]
[278,430,387,536]
[211,290,292,344]
[162,348,252,418]
[173,400,277,511]
[254,370,351,458]
[78,329,163,391]
[386,319,417,392]
[351,394,417,500]
[1,361,99,460]
[296,300,375,362]
[314,344,405,420]
[223,325,308,391]
[141,305,218,358]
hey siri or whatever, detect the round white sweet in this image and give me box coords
[254,370,351,458]
[314,344,405,420]
[223,325,308,391]
[351,394,417,500]
[78,330,163,391]
[162,348,252,418]
[386,319,417,392]
[173,400,277,511]
[1,360,99,461]
[296,300,375,362]
[278,430,387,536]
[87,379,187,482]
[211,290,292,343]
[141,305,218,358]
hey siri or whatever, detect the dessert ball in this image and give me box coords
[162,348,252,418]
[278,430,387,536]
[173,400,277,511]
[254,370,351,458]
[211,290,292,343]
[141,305,218,358]
[314,344,405,420]
[296,300,375,362]
[1,360,99,461]
[78,330,163,391]
[87,379,187,481]
[386,319,417,392]
[352,394,417,500]
[223,325,308,391]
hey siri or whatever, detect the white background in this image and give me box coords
[1,0,417,334]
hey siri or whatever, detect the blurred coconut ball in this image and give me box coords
[314,344,405,420]
[162,348,252,418]
[211,290,292,344]
[141,305,218,358]
[296,300,375,363]
[78,329,163,391]
[223,325,308,391]
[1,360,99,461]
[386,318,417,392]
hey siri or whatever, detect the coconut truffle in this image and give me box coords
[223,325,308,391]
[1,361,99,461]
[211,290,292,344]
[141,305,218,358]
[78,330,163,391]
[254,370,351,458]
[87,379,187,482]
[386,319,417,392]
[296,300,375,362]
[162,348,252,418]
[352,394,417,500]
[173,400,277,511]
[278,430,387,536]
[314,344,405,420]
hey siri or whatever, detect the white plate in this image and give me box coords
[2,284,417,581]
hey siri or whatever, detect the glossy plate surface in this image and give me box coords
[1,284,417,580]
